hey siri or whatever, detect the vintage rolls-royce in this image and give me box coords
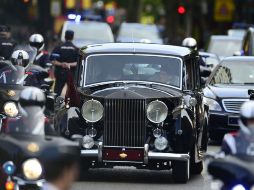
[55,43,208,183]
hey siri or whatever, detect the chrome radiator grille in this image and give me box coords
[104,99,146,147]
[222,99,247,113]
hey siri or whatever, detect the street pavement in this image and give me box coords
[72,145,219,190]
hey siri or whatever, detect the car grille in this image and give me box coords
[222,99,248,113]
[104,99,146,147]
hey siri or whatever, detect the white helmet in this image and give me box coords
[182,37,197,50]
[239,101,254,135]
[11,50,29,67]
[29,34,44,51]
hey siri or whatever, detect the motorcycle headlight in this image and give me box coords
[203,97,222,111]
[147,100,168,123]
[81,100,103,123]
[22,158,42,180]
[4,102,18,117]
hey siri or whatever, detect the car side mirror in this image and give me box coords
[248,89,254,100]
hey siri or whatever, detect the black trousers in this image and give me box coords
[54,71,67,96]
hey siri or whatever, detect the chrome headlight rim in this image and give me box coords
[22,158,42,180]
[81,99,104,123]
[3,101,18,117]
[146,100,168,124]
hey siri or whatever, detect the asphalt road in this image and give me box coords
[72,145,220,190]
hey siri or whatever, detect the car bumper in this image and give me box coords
[80,144,190,164]
[208,111,239,139]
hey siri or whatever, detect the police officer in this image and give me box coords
[29,34,50,68]
[51,30,79,96]
[221,101,254,155]
[0,25,16,60]
[40,140,80,190]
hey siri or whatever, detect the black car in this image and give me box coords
[55,43,208,183]
[204,56,254,141]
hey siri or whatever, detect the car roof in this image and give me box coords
[210,35,242,41]
[64,20,109,27]
[81,43,193,57]
[221,56,254,62]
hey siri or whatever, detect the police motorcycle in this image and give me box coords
[0,87,78,190]
[0,53,28,131]
[0,50,55,132]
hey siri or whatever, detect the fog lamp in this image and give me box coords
[153,128,162,138]
[88,128,97,138]
[82,135,94,149]
[154,136,168,151]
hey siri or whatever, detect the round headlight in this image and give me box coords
[81,100,103,122]
[22,158,42,180]
[154,136,168,151]
[4,102,18,117]
[147,100,168,123]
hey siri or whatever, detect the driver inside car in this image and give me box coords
[150,64,180,86]
[221,101,254,156]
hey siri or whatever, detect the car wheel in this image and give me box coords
[172,160,189,183]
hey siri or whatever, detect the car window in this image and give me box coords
[208,39,242,57]
[84,54,182,88]
[118,25,161,40]
[210,61,254,85]
[65,22,113,42]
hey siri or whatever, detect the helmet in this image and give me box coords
[239,101,254,135]
[182,37,197,50]
[19,87,46,109]
[29,34,44,51]
[11,50,29,67]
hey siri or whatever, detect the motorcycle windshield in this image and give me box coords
[0,63,25,85]
[5,106,45,136]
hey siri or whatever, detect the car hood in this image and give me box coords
[206,85,253,99]
[83,85,182,99]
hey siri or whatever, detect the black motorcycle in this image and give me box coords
[0,61,26,131]
[208,154,254,190]
[0,106,78,190]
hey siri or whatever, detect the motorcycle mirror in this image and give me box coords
[44,78,54,88]
[41,84,50,91]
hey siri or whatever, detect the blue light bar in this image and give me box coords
[3,161,16,176]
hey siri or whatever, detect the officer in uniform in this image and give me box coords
[221,101,254,155]
[51,30,79,96]
[0,25,16,60]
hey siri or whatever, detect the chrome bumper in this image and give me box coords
[80,149,190,163]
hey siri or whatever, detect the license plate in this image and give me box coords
[228,116,239,126]
[103,147,144,162]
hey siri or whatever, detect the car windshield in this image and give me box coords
[208,39,242,57]
[83,54,182,88]
[0,63,25,85]
[65,22,113,42]
[210,61,254,85]
[118,24,161,40]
